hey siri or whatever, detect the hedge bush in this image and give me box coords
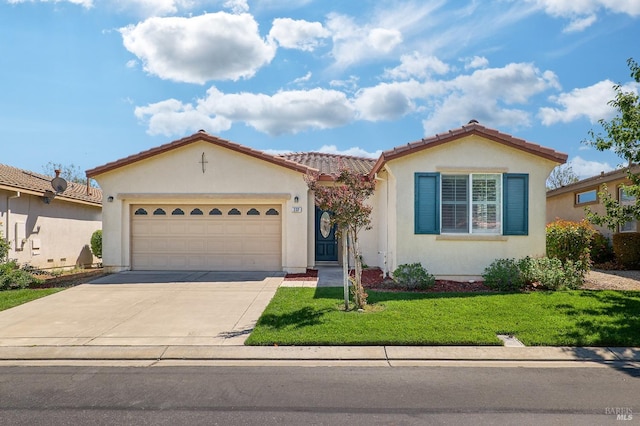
[590,231,614,264]
[484,256,587,291]
[392,263,435,290]
[482,258,525,291]
[0,232,9,262]
[546,219,594,271]
[90,230,102,259]
[519,256,585,290]
[0,261,43,291]
[612,232,640,269]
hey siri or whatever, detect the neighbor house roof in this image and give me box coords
[0,164,102,206]
[86,130,317,178]
[369,122,568,178]
[546,165,640,198]
[278,152,376,176]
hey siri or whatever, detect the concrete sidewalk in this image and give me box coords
[0,345,638,367]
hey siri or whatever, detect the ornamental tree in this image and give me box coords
[585,58,640,231]
[305,167,376,310]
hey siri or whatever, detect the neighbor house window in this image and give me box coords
[619,187,637,232]
[415,172,528,236]
[575,189,597,205]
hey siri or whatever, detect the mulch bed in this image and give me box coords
[285,267,492,292]
[30,269,110,289]
[284,268,319,281]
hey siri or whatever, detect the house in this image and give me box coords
[546,166,639,239]
[86,122,566,280]
[0,164,102,270]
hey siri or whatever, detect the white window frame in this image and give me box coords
[440,173,502,235]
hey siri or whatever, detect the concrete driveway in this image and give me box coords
[0,271,284,346]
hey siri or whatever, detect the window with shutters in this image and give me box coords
[415,172,527,236]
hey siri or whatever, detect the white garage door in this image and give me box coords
[131,205,282,271]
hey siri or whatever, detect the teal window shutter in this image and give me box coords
[415,172,440,234]
[503,174,528,235]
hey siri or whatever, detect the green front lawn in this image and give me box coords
[246,287,640,346]
[0,288,63,312]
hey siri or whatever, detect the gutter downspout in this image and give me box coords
[374,172,389,277]
[5,191,21,250]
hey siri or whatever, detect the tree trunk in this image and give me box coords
[349,228,367,309]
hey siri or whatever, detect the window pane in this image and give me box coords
[442,176,468,233]
[472,174,500,233]
[576,190,597,204]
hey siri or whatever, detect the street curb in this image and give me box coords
[0,345,638,362]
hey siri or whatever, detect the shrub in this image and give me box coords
[520,256,585,290]
[612,232,640,269]
[90,230,102,259]
[392,263,435,290]
[0,231,9,262]
[482,258,524,291]
[546,219,594,272]
[0,261,43,291]
[590,232,614,265]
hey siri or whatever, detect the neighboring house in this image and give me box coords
[546,166,639,239]
[86,122,566,280]
[0,164,102,269]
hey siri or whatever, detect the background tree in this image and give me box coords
[306,167,376,310]
[585,57,640,231]
[546,164,579,190]
[42,162,98,187]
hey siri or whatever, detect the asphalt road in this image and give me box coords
[0,365,637,425]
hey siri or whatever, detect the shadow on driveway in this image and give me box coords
[89,271,286,284]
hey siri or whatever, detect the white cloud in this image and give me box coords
[525,0,640,31]
[110,0,196,17]
[125,59,138,68]
[224,0,249,14]
[568,156,614,179]
[326,13,403,68]
[316,145,382,159]
[7,0,92,7]
[464,56,489,70]
[134,98,233,136]
[292,72,312,85]
[354,80,426,121]
[538,80,639,125]
[136,62,561,140]
[383,52,450,80]
[268,18,330,51]
[136,86,356,136]
[563,14,597,33]
[120,13,276,84]
[422,63,559,133]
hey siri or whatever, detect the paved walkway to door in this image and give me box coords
[0,271,284,347]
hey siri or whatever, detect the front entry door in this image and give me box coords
[315,206,338,262]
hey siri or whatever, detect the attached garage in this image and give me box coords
[130,204,282,271]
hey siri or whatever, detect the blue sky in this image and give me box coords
[1,0,639,180]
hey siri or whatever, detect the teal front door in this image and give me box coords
[315,206,338,262]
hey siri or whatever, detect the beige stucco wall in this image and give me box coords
[0,189,101,269]
[92,140,310,273]
[546,176,629,239]
[384,135,559,280]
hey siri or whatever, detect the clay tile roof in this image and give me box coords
[0,164,102,206]
[278,152,376,177]
[369,122,568,177]
[86,131,317,178]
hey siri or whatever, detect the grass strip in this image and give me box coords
[246,287,640,347]
[0,288,64,312]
